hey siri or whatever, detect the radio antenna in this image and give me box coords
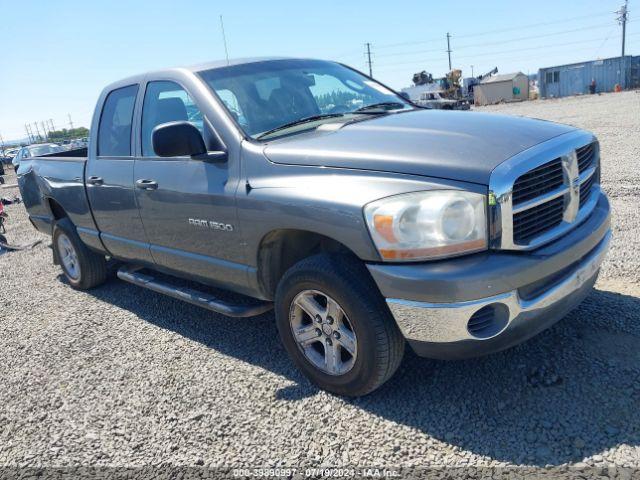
[220,15,230,65]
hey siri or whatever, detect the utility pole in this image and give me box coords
[40,121,47,141]
[68,114,74,130]
[446,32,452,71]
[33,122,42,142]
[365,43,373,77]
[219,15,230,66]
[617,1,629,58]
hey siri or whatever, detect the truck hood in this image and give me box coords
[263,110,576,185]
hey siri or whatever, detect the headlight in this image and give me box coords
[364,190,487,261]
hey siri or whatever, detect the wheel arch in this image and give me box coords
[257,229,360,299]
[47,197,68,221]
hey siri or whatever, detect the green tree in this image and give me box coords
[47,127,90,142]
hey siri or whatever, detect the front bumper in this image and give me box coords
[367,192,611,359]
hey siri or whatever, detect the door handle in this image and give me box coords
[87,176,103,185]
[136,179,158,190]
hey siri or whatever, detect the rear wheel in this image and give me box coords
[275,254,405,396]
[52,218,107,290]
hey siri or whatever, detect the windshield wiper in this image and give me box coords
[353,102,407,114]
[256,113,346,140]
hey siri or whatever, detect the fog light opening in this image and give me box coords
[466,303,510,339]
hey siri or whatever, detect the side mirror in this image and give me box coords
[152,121,207,157]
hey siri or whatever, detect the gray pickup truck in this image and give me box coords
[18,58,611,396]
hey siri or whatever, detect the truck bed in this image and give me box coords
[38,147,88,160]
[17,148,94,240]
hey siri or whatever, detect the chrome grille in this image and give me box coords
[576,142,596,173]
[489,132,600,251]
[513,196,564,243]
[512,158,564,205]
[579,169,597,208]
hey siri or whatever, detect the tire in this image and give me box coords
[52,217,107,290]
[275,254,405,396]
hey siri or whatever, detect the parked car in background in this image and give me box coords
[1,148,19,164]
[70,138,88,149]
[417,91,470,110]
[12,143,64,170]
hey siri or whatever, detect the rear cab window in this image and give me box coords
[97,85,138,157]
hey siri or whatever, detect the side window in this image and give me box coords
[553,71,560,83]
[141,81,203,157]
[545,72,553,84]
[98,85,138,157]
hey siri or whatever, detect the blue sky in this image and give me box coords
[0,0,637,141]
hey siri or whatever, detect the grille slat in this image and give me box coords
[579,171,596,208]
[513,196,564,243]
[516,215,563,239]
[514,206,565,232]
[512,158,564,205]
[515,203,564,225]
[515,217,564,240]
[514,198,564,222]
[512,174,565,197]
[576,143,595,173]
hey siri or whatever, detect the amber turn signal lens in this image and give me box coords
[373,214,397,243]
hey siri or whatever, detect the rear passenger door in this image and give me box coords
[133,80,245,291]
[85,84,153,263]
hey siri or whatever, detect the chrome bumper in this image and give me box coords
[387,231,611,347]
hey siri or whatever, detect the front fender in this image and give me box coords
[237,161,486,265]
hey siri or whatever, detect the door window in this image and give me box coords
[97,85,138,156]
[141,81,204,157]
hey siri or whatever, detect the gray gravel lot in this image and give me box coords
[0,91,639,474]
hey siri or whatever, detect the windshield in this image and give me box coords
[198,59,413,139]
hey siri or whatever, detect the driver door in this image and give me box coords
[133,80,246,291]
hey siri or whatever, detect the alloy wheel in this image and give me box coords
[289,289,357,375]
[57,233,80,280]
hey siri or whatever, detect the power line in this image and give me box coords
[374,32,640,71]
[380,22,637,70]
[375,45,444,59]
[373,21,624,61]
[449,34,639,62]
[596,27,617,58]
[454,11,614,39]
[458,21,628,49]
[373,10,614,50]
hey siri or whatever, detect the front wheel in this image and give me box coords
[52,218,107,290]
[275,254,405,396]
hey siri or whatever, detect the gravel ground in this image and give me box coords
[0,92,639,476]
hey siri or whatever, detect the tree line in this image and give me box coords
[47,127,89,142]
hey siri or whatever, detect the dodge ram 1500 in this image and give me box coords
[18,58,611,396]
